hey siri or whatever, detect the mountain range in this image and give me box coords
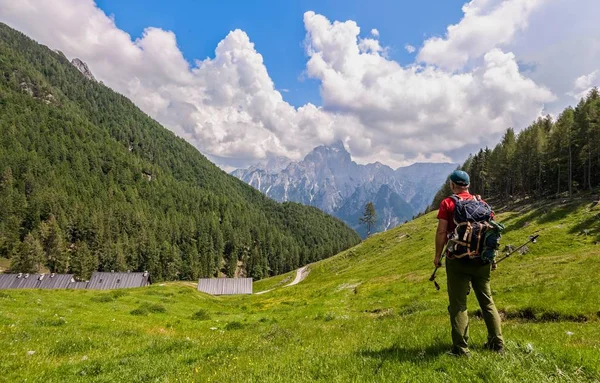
[232,141,457,237]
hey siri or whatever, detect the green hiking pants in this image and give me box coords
[446,258,504,354]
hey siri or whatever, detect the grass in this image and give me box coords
[1,198,599,382]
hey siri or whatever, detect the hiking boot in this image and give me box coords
[447,348,471,358]
[484,342,505,355]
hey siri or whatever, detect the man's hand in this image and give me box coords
[433,255,442,268]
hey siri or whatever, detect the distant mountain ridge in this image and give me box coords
[232,142,457,237]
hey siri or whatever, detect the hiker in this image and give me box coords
[433,170,504,356]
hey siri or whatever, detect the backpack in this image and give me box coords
[447,194,504,263]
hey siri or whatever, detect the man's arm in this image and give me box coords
[434,219,448,267]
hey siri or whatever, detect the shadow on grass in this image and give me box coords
[568,209,600,241]
[357,341,450,365]
[501,200,588,235]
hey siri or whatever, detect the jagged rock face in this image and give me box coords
[71,58,96,81]
[233,141,457,237]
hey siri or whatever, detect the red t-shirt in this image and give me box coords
[437,191,474,233]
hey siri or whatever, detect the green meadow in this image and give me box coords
[1,198,599,382]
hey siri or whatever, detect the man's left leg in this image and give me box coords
[471,263,504,351]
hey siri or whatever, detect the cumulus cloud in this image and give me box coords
[303,11,553,164]
[574,71,598,90]
[405,44,416,54]
[418,0,546,70]
[504,0,600,115]
[568,70,599,100]
[0,0,589,171]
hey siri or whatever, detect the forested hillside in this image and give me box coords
[0,23,360,281]
[431,88,600,208]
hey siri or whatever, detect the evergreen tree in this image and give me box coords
[11,233,43,273]
[70,241,98,280]
[40,215,69,272]
[359,202,377,236]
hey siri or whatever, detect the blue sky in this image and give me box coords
[95,0,465,107]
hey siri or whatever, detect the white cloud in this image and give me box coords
[502,0,600,114]
[303,11,553,165]
[405,44,416,54]
[568,70,599,100]
[0,0,593,171]
[418,0,546,70]
[574,71,598,91]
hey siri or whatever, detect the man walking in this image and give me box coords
[434,170,504,357]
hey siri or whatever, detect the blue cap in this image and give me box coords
[450,170,470,186]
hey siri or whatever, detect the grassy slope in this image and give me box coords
[1,198,599,382]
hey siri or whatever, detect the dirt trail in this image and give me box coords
[255,265,310,294]
[285,266,309,287]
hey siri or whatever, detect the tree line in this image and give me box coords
[431,87,600,208]
[0,23,360,281]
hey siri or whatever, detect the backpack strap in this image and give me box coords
[450,194,460,203]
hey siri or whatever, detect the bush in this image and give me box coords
[147,304,167,314]
[130,307,149,316]
[191,309,210,321]
[112,290,128,298]
[225,321,244,330]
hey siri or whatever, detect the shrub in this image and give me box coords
[130,307,149,316]
[225,321,244,330]
[191,309,210,321]
[112,290,128,298]
[147,304,167,314]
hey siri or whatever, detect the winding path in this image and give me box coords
[285,265,309,287]
[255,265,310,294]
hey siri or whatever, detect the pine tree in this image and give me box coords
[70,241,98,280]
[359,202,377,236]
[40,215,69,273]
[11,233,44,273]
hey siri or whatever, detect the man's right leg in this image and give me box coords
[446,259,471,355]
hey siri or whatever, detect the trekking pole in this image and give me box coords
[495,234,540,264]
[429,243,448,291]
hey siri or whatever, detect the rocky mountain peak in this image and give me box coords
[307,140,352,164]
[71,58,96,81]
[232,142,457,237]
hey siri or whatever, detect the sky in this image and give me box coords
[1,0,599,171]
